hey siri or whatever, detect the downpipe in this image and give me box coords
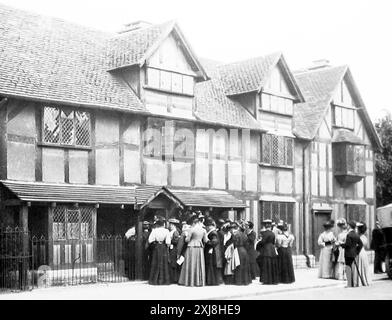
[302,143,311,268]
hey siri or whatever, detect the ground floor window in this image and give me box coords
[52,206,95,266]
[260,201,295,234]
[345,204,366,223]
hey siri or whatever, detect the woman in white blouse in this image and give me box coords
[148,219,171,285]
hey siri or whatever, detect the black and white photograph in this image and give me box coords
[0,0,391,306]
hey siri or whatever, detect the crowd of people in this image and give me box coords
[317,218,372,287]
[140,212,296,287]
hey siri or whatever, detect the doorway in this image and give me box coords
[313,210,332,261]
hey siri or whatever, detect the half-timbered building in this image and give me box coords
[0,4,381,278]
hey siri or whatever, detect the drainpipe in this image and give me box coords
[302,142,311,267]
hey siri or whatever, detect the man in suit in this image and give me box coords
[342,220,363,287]
[371,221,385,274]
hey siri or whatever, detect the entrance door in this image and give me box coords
[313,211,332,261]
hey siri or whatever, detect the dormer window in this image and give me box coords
[146,67,194,95]
[332,79,355,130]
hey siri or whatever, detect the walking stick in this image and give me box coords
[352,257,366,286]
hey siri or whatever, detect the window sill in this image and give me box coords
[258,163,294,170]
[258,109,293,117]
[143,85,194,97]
[332,125,354,131]
[38,142,92,151]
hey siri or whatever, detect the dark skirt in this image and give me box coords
[277,247,295,283]
[169,247,180,284]
[148,243,170,285]
[205,253,223,286]
[234,247,252,285]
[258,256,279,285]
[248,249,259,280]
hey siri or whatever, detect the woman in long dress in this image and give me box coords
[168,219,181,284]
[334,219,348,280]
[204,218,223,286]
[256,220,280,285]
[276,224,295,283]
[178,216,208,287]
[352,222,371,286]
[222,222,235,284]
[233,222,252,285]
[318,220,336,279]
[148,219,171,285]
[246,221,259,280]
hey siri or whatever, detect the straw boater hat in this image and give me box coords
[168,218,180,225]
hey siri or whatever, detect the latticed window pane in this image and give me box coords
[272,202,280,222]
[285,138,294,166]
[271,135,284,166]
[43,106,60,143]
[67,210,80,240]
[75,111,91,146]
[60,109,75,145]
[262,202,272,221]
[346,144,354,172]
[353,145,365,175]
[80,207,93,239]
[262,134,271,164]
[346,205,366,222]
[53,207,66,240]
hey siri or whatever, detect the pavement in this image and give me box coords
[0,266,388,300]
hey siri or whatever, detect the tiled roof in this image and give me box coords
[0,4,146,113]
[141,186,247,209]
[1,180,138,204]
[332,129,367,145]
[194,78,262,130]
[217,52,282,96]
[106,21,174,70]
[293,66,347,139]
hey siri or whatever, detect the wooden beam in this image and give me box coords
[35,105,43,181]
[4,199,22,206]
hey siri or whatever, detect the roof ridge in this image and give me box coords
[112,20,175,39]
[293,64,348,75]
[219,51,282,68]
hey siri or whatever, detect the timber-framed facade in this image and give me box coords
[0,4,381,277]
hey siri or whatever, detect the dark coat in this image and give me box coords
[342,230,363,259]
[371,228,385,251]
[256,230,277,257]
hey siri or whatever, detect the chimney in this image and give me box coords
[118,20,152,34]
[308,59,330,70]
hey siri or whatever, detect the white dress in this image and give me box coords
[352,235,371,286]
[318,231,336,279]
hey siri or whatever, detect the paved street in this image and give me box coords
[238,276,392,300]
[0,267,389,300]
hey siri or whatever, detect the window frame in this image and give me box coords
[260,93,294,116]
[260,133,294,168]
[145,66,195,96]
[332,104,355,130]
[41,106,92,149]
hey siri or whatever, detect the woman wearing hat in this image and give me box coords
[178,215,209,287]
[148,218,171,285]
[256,219,280,285]
[333,218,348,280]
[204,218,223,286]
[168,218,181,284]
[232,221,252,285]
[352,222,371,286]
[276,223,295,283]
[317,220,336,279]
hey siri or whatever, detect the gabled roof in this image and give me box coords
[106,21,208,80]
[216,52,304,101]
[293,66,382,149]
[0,4,146,114]
[194,78,263,130]
[141,186,247,209]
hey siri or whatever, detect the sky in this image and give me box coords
[1,0,391,121]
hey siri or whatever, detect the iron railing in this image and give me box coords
[0,228,137,293]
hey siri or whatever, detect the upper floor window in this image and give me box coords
[333,105,354,130]
[261,94,294,115]
[43,106,91,147]
[261,134,293,167]
[146,67,194,95]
